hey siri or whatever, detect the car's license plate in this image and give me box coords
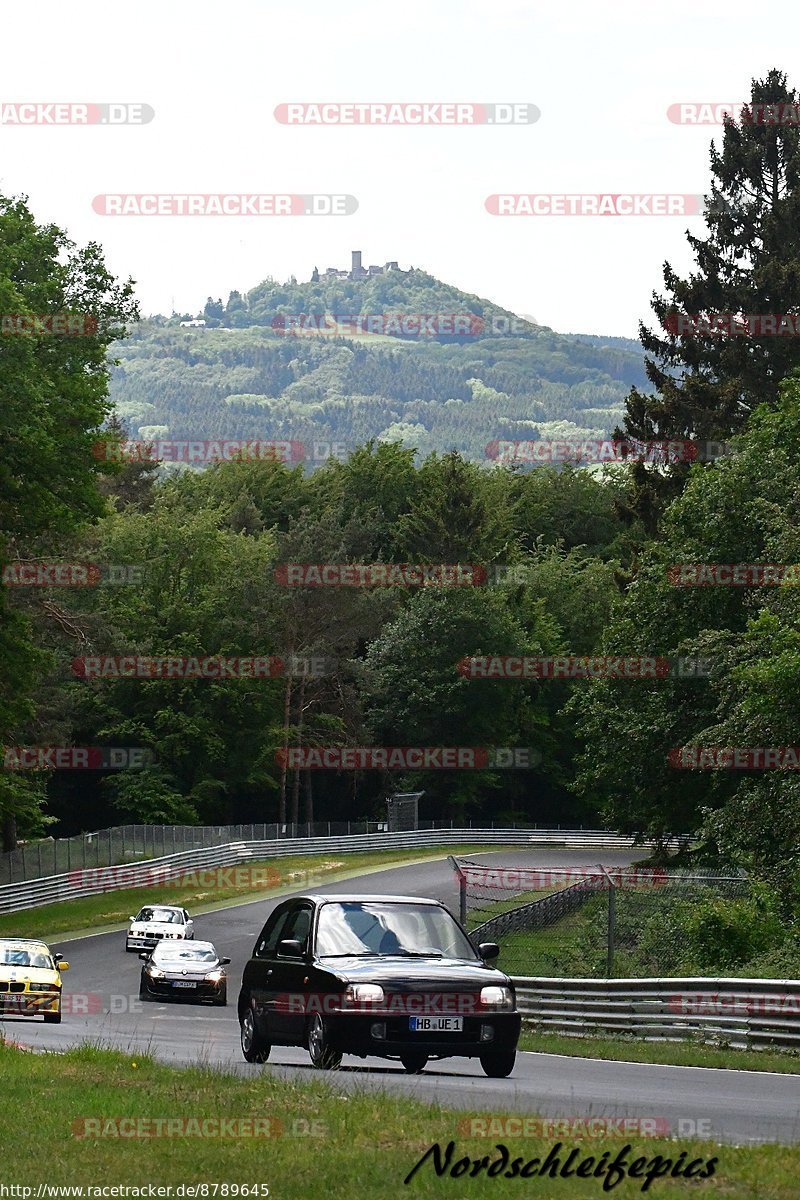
[409,1016,463,1032]
[173,981,196,989]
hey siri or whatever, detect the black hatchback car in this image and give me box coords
[139,940,230,1005]
[237,894,521,1076]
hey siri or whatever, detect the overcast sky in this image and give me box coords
[1,0,797,338]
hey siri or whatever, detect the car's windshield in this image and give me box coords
[152,944,217,963]
[0,946,53,969]
[136,908,182,924]
[315,902,478,960]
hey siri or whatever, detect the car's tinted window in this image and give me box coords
[253,907,291,958]
[280,906,312,953]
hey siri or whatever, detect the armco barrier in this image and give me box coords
[511,976,800,1051]
[3,820,672,884]
[0,828,672,915]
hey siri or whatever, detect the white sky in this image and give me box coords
[1,0,796,337]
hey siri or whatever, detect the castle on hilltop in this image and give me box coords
[311,251,403,282]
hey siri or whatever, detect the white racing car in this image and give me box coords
[125,905,194,952]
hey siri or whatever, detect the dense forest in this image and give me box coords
[3,70,800,975]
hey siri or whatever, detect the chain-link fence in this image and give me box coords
[0,818,575,884]
[454,858,750,978]
[0,822,395,883]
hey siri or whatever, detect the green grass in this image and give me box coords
[2,1043,798,1196]
[493,894,605,975]
[0,845,487,942]
[519,1028,800,1074]
[466,886,562,931]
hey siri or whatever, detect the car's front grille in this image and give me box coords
[0,982,27,993]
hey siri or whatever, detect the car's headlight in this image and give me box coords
[146,965,165,979]
[204,969,225,983]
[479,985,514,1010]
[29,983,59,992]
[344,983,385,1005]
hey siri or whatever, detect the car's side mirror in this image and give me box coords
[138,953,149,961]
[220,957,231,965]
[57,961,70,971]
[128,917,135,922]
[478,942,500,962]
[277,938,303,958]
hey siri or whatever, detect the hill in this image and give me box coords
[108,267,647,464]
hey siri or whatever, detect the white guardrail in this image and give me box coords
[511,977,800,1051]
[0,828,666,915]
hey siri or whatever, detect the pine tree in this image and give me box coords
[618,69,800,525]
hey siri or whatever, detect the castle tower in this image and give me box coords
[351,250,362,274]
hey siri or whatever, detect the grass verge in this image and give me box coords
[2,1043,798,1196]
[0,845,487,942]
[519,1028,800,1074]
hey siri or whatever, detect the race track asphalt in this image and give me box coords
[3,848,798,1146]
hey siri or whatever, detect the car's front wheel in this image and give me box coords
[240,1003,271,1063]
[400,1051,428,1074]
[479,1049,516,1078]
[307,1013,342,1070]
[43,1011,61,1024]
[212,986,227,1007]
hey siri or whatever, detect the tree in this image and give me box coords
[618,70,800,523]
[0,192,137,848]
[572,377,800,846]
[364,587,557,818]
[395,451,514,563]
